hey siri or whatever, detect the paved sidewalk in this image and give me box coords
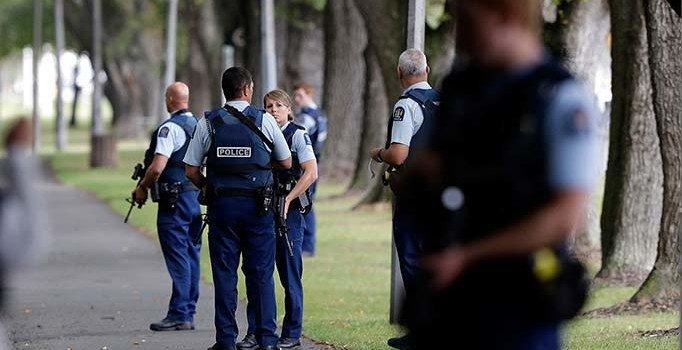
[2,176,326,349]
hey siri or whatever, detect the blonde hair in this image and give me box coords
[264,89,294,121]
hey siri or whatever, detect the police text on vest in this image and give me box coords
[217,147,252,158]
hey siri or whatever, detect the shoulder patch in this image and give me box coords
[393,107,406,121]
[304,133,312,146]
[158,126,170,138]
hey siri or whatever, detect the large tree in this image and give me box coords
[64,0,164,138]
[597,0,662,283]
[632,0,681,302]
[321,0,367,176]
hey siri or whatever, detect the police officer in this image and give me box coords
[132,82,202,332]
[292,83,326,257]
[410,0,601,348]
[239,90,318,349]
[369,48,440,350]
[183,67,292,350]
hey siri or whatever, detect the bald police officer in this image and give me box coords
[184,67,292,350]
[133,82,202,332]
[369,49,440,350]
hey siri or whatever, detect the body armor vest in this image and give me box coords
[205,106,273,190]
[144,110,197,186]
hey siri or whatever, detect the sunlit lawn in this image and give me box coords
[49,146,678,350]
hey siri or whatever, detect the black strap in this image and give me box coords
[223,105,276,150]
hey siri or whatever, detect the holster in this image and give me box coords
[156,182,182,211]
[260,186,274,216]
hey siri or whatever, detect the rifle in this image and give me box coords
[124,163,145,223]
[274,181,294,256]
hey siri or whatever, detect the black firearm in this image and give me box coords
[124,163,145,223]
[274,181,294,256]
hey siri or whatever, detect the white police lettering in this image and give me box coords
[217,147,252,158]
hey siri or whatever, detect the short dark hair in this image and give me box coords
[222,67,253,100]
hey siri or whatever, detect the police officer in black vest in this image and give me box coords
[184,67,292,350]
[132,82,203,332]
[406,1,601,348]
[369,48,440,350]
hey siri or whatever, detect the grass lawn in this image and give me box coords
[49,148,679,350]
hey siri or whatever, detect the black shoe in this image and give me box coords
[208,344,236,350]
[149,319,194,331]
[236,334,258,349]
[387,334,414,350]
[277,338,300,349]
[258,346,280,350]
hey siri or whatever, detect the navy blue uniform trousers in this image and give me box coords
[302,181,316,254]
[247,209,305,339]
[392,199,423,298]
[157,190,202,323]
[208,196,278,348]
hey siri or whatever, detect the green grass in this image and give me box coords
[49,148,679,350]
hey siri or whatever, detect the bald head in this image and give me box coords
[165,82,189,113]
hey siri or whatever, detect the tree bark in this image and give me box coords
[353,0,407,204]
[321,0,367,178]
[632,0,682,302]
[349,47,388,192]
[545,0,611,260]
[181,0,224,114]
[277,0,325,98]
[597,0,661,283]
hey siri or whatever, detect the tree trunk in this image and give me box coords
[64,0,163,138]
[546,0,611,261]
[349,47,388,192]
[353,0,407,204]
[277,0,325,98]
[181,0,223,114]
[597,0,661,283]
[632,0,681,302]
[321,0,367,178]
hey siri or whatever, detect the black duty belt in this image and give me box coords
[214,187,263,198]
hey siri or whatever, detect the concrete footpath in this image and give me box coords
[2,175,326,350]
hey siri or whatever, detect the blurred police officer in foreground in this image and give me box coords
[0,119,48,349]
[292,83,326,257]
[241,90,318,349]
[132,82,202,332]
[404,0,600,348]
[183,67,292,350]
[369,48,440,350]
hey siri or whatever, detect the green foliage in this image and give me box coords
[426,0,449,30]
[0,0,54,59]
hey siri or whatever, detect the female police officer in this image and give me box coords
[239,90,318,350]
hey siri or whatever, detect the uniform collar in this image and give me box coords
[170,108,189,117]
[280,121,290,131]
[402,81,431,95]
[225,100,250,112]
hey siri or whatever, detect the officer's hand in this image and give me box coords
[370,147,383,162]
[133,185,148,206]
[422,246,472,291]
